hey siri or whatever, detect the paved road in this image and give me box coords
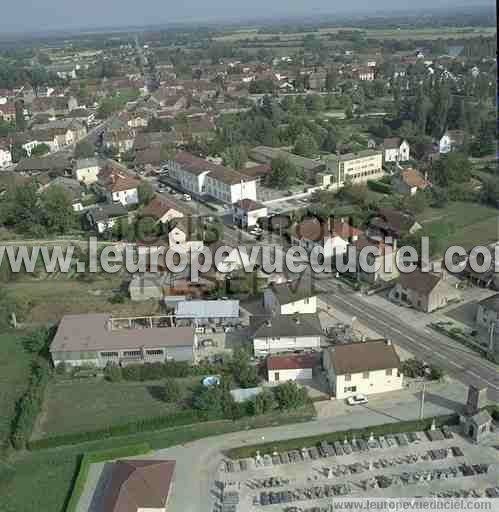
[314,279,499,402]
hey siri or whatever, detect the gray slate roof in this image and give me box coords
[252,313,323,339]
[50,313,195,352]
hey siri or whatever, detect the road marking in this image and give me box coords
[323,292,498,391]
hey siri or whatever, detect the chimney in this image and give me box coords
[265,319,272,327]
[385,339,392,346]
[294,315,301,325]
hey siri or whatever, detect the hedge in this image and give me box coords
[28,409,222,450]
[65,443,150,512]
[367,180,392,194]
[226,413,460,460]
[11,359,51,449]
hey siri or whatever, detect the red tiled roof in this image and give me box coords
[110,175,140,193]
[102,459,175,512]
[267,353,319,371]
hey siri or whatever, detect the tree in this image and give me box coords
[164,378,181,402]
[22,327,52,356]
[274,381,308,410]
[293,132,318,158]
[15,100,26,131]
[160,143,176,162]
[248,389,276,415]
[104,362,123,382]
[137,182,154,206]
[222,145,247,170]
[74,140,95,159]
[40,185,76,234]
[230,348,259,388]
[30,143,50,157]
[431,152,471,187]
[268,156,301,188]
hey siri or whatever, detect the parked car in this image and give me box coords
[346,394,368,406]
[183,194,192,201]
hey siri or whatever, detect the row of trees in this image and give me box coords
[0,181,77,237]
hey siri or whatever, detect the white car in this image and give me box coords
[183,194,192,201]
[346,394,368,406]
[249,227,263,236]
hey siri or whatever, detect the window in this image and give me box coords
[385,369,393,376]
[344,386,357,393]
[123,350,142,357]
[146,349,164,356]
[363,371,370,379]
[345,374,351,381]
[100,351,118,358]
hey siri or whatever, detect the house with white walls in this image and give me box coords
[168,151,257,204]
[323,340,403,399]
[263,280,317,316]
[291,217,361,258]
[252,313,323,357]
[383,138,410,163]
[266,353,320,383]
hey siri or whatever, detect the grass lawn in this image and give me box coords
[33,377,199,440]
[0,332,35,447]
[0,405,315,512]
[4,276,159,325]
[417,202,498,252]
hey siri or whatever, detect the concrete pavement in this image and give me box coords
[314,279,499,402]
[77,380,478,512]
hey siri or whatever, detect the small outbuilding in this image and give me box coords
[266,353,319,383]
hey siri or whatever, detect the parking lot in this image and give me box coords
[218,428,499,511]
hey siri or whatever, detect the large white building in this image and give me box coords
[168,151,257,204]
[323,340,403,400]
[320,150,384,190]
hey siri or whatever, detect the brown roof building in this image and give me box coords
[324,340,404,399]
[102,459,175,512]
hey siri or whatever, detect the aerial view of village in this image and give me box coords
[0,1,497,511]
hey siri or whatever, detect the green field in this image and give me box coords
[0,332,35,447]
[0,406,314,512]
[417,202,498,252]
[33,377,199,440]
[214,26,496,42]
[4,277,159,325]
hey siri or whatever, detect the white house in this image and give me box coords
[291,217,361,259]
[74,157,100,185]
[168,151,258,204]
[439,130,465,154]
[141,195,186,224]
[168,220,204,253]
[232,198,268,229]
[266,353,319,383]
[323,340,403,400]
[383,138,410,163]
[263,281,317,316]
[0,143,12,168]
[252,313,323,357]
[107,175,140,206]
